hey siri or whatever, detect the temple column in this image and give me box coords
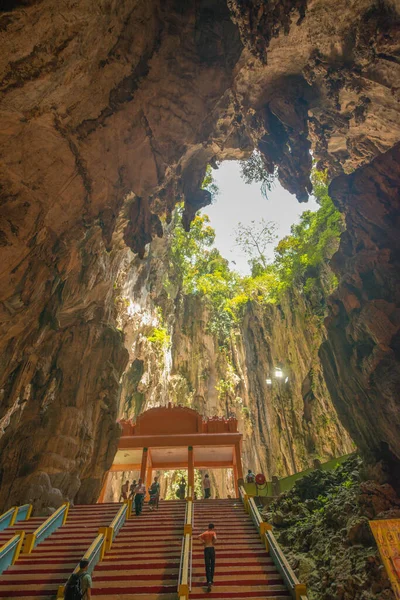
[145,464,153,501]
[233,464,239,498]
[188,446,194,496]
[234,441,244,482]
[140,447,148,482]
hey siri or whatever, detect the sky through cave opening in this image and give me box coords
[200,160,319,275]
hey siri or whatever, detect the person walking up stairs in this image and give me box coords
[192,498,291,599]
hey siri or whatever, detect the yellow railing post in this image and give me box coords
[98,526,112,552]
[22,532,36,554]
[62,502,70,525]
[295,584,308,600]
[124,498,132,518]
[10,507,18,526]
[12,531,25,564]
[184,499,193,535]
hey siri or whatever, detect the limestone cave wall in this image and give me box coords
[321,143,400,476]
[0,0,399,509]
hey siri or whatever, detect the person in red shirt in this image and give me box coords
[199,523,217,592]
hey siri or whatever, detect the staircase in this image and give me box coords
[92,499,186,599]
[0,502,121,599]
[192,499,290,599]
[0,514,45,548]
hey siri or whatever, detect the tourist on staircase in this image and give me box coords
[246,468,256,483]
[134,478,146,515]
[64,558,92,600]
[178,476,186,499]
[148,476,160,511]
[119,480,129,502]
[199,522,217,593]
[203,473,211,499]
[129,479,137,499]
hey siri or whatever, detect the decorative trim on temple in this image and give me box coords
[118,403,238,436]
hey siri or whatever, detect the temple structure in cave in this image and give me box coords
[99,405,244,500]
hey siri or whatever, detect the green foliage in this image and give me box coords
[237,170,344,303]
[201,164,219,201]
[239,149,276,199]
[166,205,242,343]
[165,171,343,343]
[146,326,171,349]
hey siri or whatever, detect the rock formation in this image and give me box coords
[0,0,399,509]
[265,455,400,599]
[321,143,400,476]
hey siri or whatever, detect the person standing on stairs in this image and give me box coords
[119,480,129,502]
[148,475,160,510]
[199,522,217,592]
[64,559,92,599]
[246,469,255,483]
[129,479,137,499]
[134,478,146,515]
[203,473,211,499]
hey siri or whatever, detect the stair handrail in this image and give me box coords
[99,500,129,552]
[239,484,309,600]
[56,532,106,599]
[0,504,32,531]
[22,502,69,554]
[265,529,308,600]
[178,495,194,599]
[0,532,25,575]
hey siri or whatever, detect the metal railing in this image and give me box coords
[266,530,307,600]
[22,502,69,554]
[56,533,106,599]
[239,484,308,600]
[0,504,32,531]
[0,533,25,575]
[178,490,193,599]
[99,500,129,551]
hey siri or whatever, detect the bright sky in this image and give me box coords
[201,161,319,275]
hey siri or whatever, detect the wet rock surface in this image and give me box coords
[266,455,400,600]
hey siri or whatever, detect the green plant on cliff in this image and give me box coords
[166,205,242,342]
[201,164,219,200]
[236,169,343,303]
[146,326,171,349]
[240,149,276,199]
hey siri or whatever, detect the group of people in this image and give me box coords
[119,476,161,516]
